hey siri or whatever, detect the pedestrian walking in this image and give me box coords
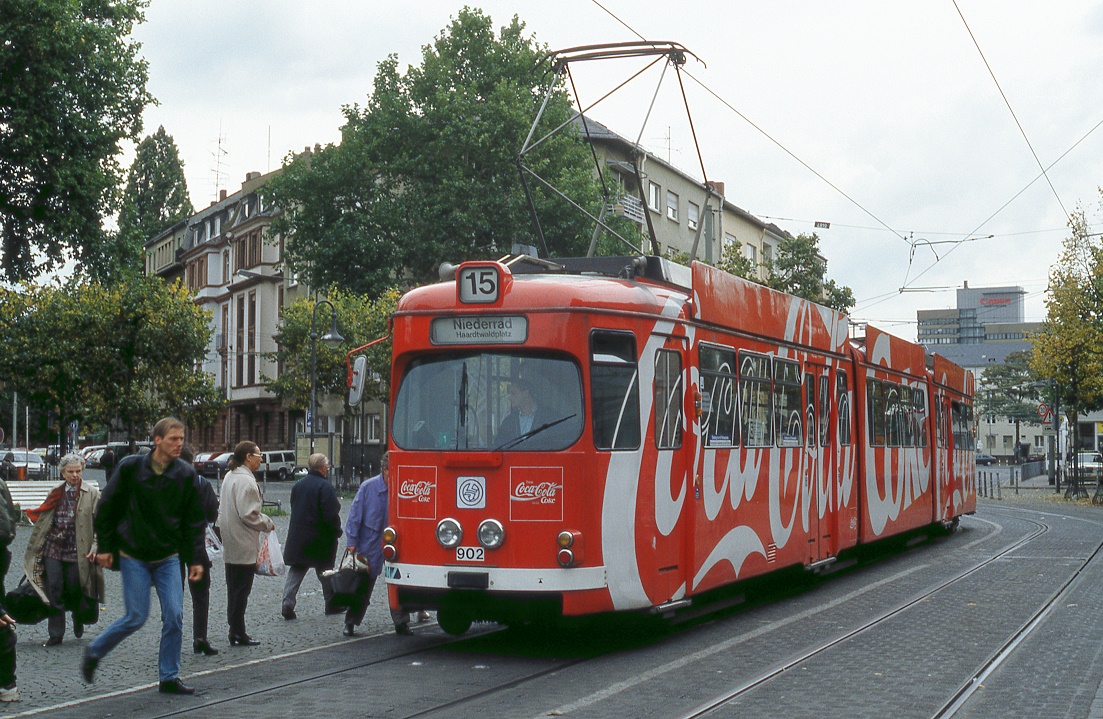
[343,452,414,637]
[24,452,104,647]
[188,475,219,656]
[81,417,207,695]
[99,447,115,474]
[218,441,274,647]
[281,453,342,620]
[0,475,22,702]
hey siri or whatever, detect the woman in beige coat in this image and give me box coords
[24,453,105,646]
[217,441,274,646]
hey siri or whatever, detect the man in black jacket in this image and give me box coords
[80,417,207,695]
[0,477,20,702]
[281,453,342,619]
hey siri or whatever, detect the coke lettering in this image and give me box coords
[400,480,434,503]
[512,481,561,505]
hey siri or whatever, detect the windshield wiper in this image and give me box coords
[495,413,577,451]
[456,363,469,449]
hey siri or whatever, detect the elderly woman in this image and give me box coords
[25,452,104,646]
[218,441,274,646]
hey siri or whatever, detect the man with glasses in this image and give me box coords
[81,417,207,695]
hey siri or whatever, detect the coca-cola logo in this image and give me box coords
[511,481,561,505]
[399,480,434,503]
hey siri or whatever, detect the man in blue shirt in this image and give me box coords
[343,452,415,636]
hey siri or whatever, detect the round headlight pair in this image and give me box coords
[436,518,505,549]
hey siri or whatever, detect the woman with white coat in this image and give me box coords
[217,441,274,646]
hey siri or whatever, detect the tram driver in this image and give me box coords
[495,374,560,449]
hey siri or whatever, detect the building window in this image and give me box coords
[744,243,757,264]
[763,243,774,266]
[666,191,679,221]
[648,181,661,213]
[235,295,245,387]
[688,202,700,231]
[223,250,230,284]
[248,291,257,385]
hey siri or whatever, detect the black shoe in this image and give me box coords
[80,652,99,683]
[43,636,63,647]
[324,606,344,616]
[158,678,195,695]
[343,624,356,637]
[193,639,219,656]
[228,634,260,646]
[281,607,296,620]
[74,622,84,639]
[394,623,413,636]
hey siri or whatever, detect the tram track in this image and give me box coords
[678,510,1055,719]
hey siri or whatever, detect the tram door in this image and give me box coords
[804,365,831,564]
[648,340,689,603]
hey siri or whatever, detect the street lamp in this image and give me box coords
[310,299,344,453]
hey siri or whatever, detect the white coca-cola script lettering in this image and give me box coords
[511,481,561,505]
[399,480,434,503]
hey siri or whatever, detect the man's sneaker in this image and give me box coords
[281,607,296,620]
[80,651,99,683]
[0,684,19,702]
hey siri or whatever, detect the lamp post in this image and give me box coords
[310,299,344,454]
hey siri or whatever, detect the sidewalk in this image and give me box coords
[2,471,413,712]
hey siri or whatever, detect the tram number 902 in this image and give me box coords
[458,266,499,304]
[456,547,485,562]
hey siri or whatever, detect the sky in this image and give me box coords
[130,1,1103,335]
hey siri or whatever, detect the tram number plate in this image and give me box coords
[456,546,484,562]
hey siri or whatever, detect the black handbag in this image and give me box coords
[327,550,369,608]
[3,577,62,625]
[72,593,99,625]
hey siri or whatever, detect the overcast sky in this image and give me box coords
[130,1,1103,334]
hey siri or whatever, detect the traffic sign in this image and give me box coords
[1038,403,1053,422]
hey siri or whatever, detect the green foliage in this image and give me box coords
[266,289,400,411]
[976,350,1041,423]
[716,241,756,280]
[765,232,855,313]
[264,8,608,295]
[115,126,194,277]
[0,0,153,282]
[0,276,223,439]
[1031,204,1103,424]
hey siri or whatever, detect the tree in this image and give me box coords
[115,126,194,277]
[976,350,1041,456]
[266,289,400,411]
[265,9,608,296]
[0,277,223,446]
[0,0,153,282]
[766,232,855,313]
[1030,205,1103,456]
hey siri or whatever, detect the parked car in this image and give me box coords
[975,452,997,466]
[86,448,107,468]
[80,444,106,461]
[255,450,296,481]
[1076,451,1103,478]
[195,451,233,478]
[30,447,48,459]
[2,450,47,481]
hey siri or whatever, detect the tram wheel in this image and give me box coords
[437,608,473,636]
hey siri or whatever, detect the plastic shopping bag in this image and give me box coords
[204,525,223,561]
[255,530,286,576]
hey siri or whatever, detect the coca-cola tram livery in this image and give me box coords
[380,255,976,635]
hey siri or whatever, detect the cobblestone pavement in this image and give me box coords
[2,471,423,714]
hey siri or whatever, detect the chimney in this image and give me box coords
[245,171,260,182]
[220,189,227,201]
[963,280,969,289]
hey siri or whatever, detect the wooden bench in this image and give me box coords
[6,480,59,519]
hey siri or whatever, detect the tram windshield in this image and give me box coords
[392,353,584,451]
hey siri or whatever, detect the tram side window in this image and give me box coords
[951,400,975,451]
[819,374,831,446]
[913,389,928,447]
[700,345,737,447]
[654,349,683,449]
[867,378,885,447]
[885,383,905,447]
[774,359,802,447]
[590,331,641,451]
[739,352,772,447]
[837,370,851,446]
[936,399,946,448]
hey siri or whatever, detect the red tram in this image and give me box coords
[380,255,976,634]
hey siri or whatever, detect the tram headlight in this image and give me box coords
[556,530,584,566]
[382,543,397,561]
[477,519,505,549]
[382,526,396,543]
[557,531,574,549]
[436,518,463,548]
[557,549,574,567]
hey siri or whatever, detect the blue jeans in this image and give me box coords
[86,556,184,681]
